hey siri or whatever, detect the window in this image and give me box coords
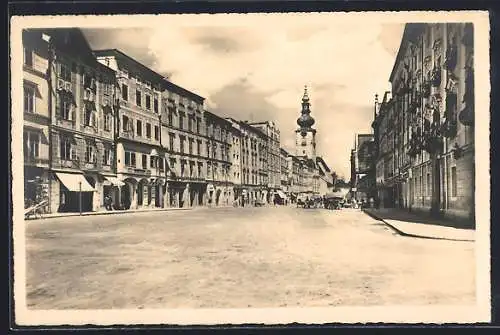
[142,154,147,169]
[197,140,201,156]
[24,85,35,113]
[207,163,211,176]
[146,123,151,138]
[136,120,142,137]
[451,166,457,197]
[122,115,129,132]
[196,117,201,134]
[198,163,203,178]
[136,89,142,106]
[121,84,128,101]
[103,147,111,166]
[206,141,210,157]
[188,117,193,132]
[23,131,39,159]
[180,161,185,177]
[170,158,176,173]
[154,126,159,140]
[24,48,33,67]
[159,158,164,170]
[150,156,156,168]
[154,97,159,113]
[125,151,136,167]
[168,107,174,126]
[180,136,185,154]
[188,138,193,155]
[179,113,184,130]
[60,137,72,161]
[145,94,151,110]
[85,141,96,163]
[84,107,97,127]
[104,113,112,132]
[59,63,71,82]
[59,93,72,120]
[169,133,175,151]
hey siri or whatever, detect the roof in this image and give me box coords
[204,110,233,128]
[94,49,204,103]
[280,148,289,156]
[27,28,109,72]
[389,23,425,83]
[316,156,331,173]
[238,121,268,139]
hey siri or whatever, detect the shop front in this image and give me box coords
[54,172,96,213]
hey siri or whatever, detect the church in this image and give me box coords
[292,86,335,197]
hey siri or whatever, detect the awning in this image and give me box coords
[55,172,95,192]
[276,190,286,198]
[103,176,126,187]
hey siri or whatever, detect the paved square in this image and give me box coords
[25,207,475,309]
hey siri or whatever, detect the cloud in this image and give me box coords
[83,15,405,178]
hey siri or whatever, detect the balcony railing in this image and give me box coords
[122,166,152,175]
[59,159,80,169]
[24,156,50,166]
[56,118,75,129]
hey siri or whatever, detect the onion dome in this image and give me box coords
[297,85,315,128]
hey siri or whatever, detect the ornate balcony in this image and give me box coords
[24,156,50,166]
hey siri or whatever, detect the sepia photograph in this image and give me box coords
[10,11,490,325]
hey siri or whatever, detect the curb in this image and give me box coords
[362,210,474,242]
[26,207,194,221]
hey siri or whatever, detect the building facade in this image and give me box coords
[226,118,244,205]
[23,30,51,211]
[204,111,234,207]
[36,29,119,214]
[159,80,207,208]
[350,133,376,203]
[95,49,165,210]
[238,121,265,205]
[372,23,475,223]
[249,121,281,201]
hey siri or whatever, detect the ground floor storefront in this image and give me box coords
[375,147,474,223]
[24,166,50,213]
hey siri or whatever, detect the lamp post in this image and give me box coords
[78,181,82,215]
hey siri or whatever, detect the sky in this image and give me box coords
[82,14,404,179]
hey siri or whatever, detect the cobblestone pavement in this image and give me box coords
[25,207,475,309]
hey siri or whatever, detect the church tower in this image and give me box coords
[295,85,317,159]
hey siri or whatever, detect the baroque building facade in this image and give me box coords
[40,29,119,213]
[95,49,165,210]
[372,23,475,223]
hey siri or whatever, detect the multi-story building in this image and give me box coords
[31,29,119,214]
[372,91,396,208]
[226,118,244,205]
[204,111,233,207]
[372,23,475,223]
[160,80,206,208]
[22,30,51,211]
[95,49,165,210]
[249,121,281,201]
[350,133,376,202]
[238,120,264,205]
[280,148,290,195]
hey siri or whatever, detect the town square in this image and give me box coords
[12,11,489,324]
